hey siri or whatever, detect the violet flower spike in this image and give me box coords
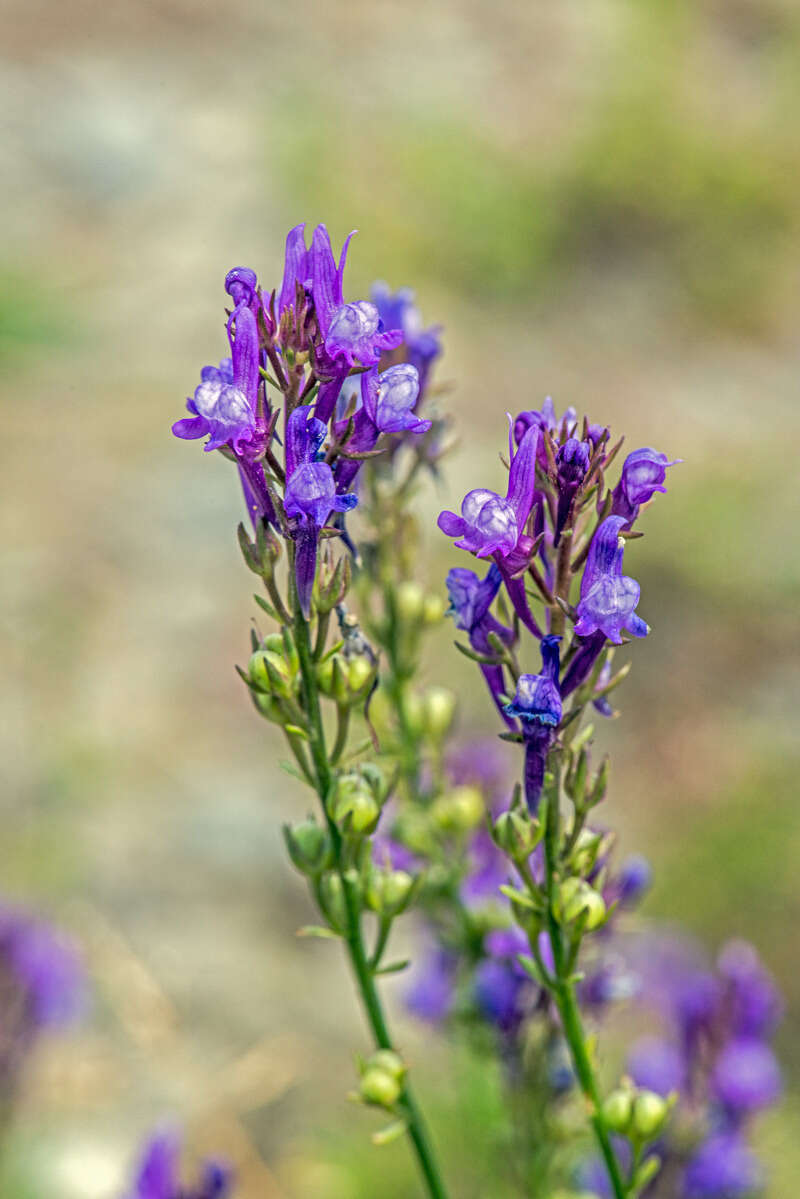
[573,515,650,644]
[284,405,357,617]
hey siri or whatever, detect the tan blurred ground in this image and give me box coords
[1,1,799,1195]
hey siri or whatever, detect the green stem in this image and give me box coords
[292,600,449,1199]
[541,771,627,1199]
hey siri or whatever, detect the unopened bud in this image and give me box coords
[431,785,484,834]
[366,869,415,916]
[367,1050,405,1081]
[283,819,331,876]
[347,655,376,696]
[493,808,542,860]
[569,828,603,876]
[316,653,338,696]
[555,878,606,930]
[422,687,456,739]
[331,778,381,835]
[249,649,292,697]
[422,594,446,624]
[602,1087,633,1134]
[252,691,284,723]
[395,581,425,623]
[359,1067,401,1108]
[632,1090,669,1139]
[318,873,348,933]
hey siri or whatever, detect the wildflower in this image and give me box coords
[554,436,591,543]
[504,635,562,811]
[627,1037,686,1096]
[284,405,357,616]
[683,1132,761,1198]
[611,447,680,525]
[712,1038,781,1115]
[573,516,649,644]
[446,563,514,722]
[333,364,430,494]
[127,1130,232,1199]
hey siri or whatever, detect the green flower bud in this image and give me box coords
[283,819,331,876]
[602,1087,634,1134]
[249,649,292,697]
[252,691,284,723]
[366,1050,406,1081]
[347,655,376,696]
[422,594,446,624]
[431,785,485,834]
[569,828,604,876]
[492,808,542,860]
[331,778,380,835]
[318,872,348,933]
[263,633,284,654]
[359,1067,401,1108]
[632,1090,669,1139]
[403,691,424,736]
[422,687,456,739]
[555,878,606,930]
[316,653,338,696]
[395,580,425,623]
[366,869,415,916]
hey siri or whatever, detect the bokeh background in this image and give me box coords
[1,1,799,1195]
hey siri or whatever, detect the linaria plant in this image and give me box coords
[172,224,781,1199]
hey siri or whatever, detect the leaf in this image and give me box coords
[297,925,340,939]
[374,959,411,976]
[372,1120,408,1146]
[254,594,278,620]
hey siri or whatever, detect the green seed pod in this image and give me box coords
[431,785,485,834]
[318,872,348,933]
[347,655,375,696]
[249,649,292,697]
[492,808,542,860]
[423,686,456,739]
[602,1087,634,1134]
[331,777,381,835]
[555,878,606,930]
[366,869,415,916]
[395,580,425,623]
[283,819,331,876]
[366,1050,406,1081]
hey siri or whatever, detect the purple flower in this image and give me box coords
[460,826,508,909]
[446,564,514,723]
[514,396,577,465]
[284,405,357,616]
[573,515,649,644]
[173,270,262,456]
[505,636,562,811]
[370,281,442,395]
[712,1038,781,1115]
[504,635,562,728]
[0,903,83,1030]
[612,447,680,525]
[474,958,526,1032]
[684,1132,761,1198]
[615,854,652,907]
[406,950,456,1024]
[554,437,591,542]
[628,1036,686,1096]
[127,1131,232,1199]
[277,225,402,424]
[717,940,783,1039]
[366,364,429,434]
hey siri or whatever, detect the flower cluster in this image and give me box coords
[125,1131,232,1199]
[172,225,438,616]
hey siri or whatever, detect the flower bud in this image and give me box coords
[555,878,606,930]
[316,653,338,696]
[318,872,349,933]
[569,828,604,876]
[602,1087,634,1134]
[249,649,292,697]
[264,633,285,654]
[631,1090,669,1139]
[422,594,446,624]
[331,777,381,835]
[367,1050,406,1081]
[366,869,415,916]
[403,691,424,737]
[348,655,376,696]
[283,819,331,876]
[395,580,425,623]
[422,687,456,739]
[359,1067,401,1108]
[492,808,542,860]
[252,691,284,723]
[431,785,485,834]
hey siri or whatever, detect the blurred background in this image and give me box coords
[1,0,799,1194]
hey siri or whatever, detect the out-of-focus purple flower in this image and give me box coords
[628,1036,686,1096]
[718,940,783,1039]
[446,564,515,723]
[460,826,508,909]
[474,958,526,1032]
[284,405,357,616]
[615,854,652,907]
[712,1039,781,1116]
[371,281,442,396]
[574,516,649,644]
[0,903,83,1030]
[683,1132,761,1198]
[127,1131,232,1199]
[612,448,680,525]
[406,950,456,1024]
